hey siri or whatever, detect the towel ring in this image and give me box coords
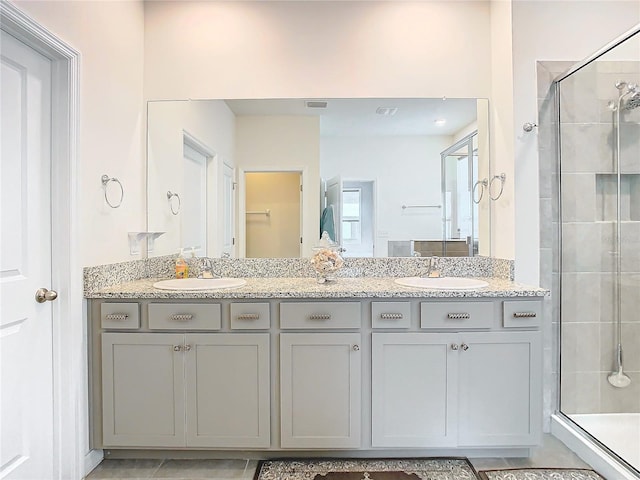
[489,173,506,201]
[472,178,488,204]
[101,174,124,208]
[167,191,181,215]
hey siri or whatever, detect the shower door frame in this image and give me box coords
[550,22,640,480]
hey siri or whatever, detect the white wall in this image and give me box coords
[235,115,320,257]
[511,1,640,285]
[321,135,450,256]
[147,100,235,257]
[14,0,146,267]
[143,1,492,100]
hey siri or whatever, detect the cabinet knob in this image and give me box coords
[461,343,469,351]
[352,344,360,351]
[184,344,192,352]
[173,345,182,352]
[451,343,459,350]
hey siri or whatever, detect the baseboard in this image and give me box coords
[84,449,103,478]
[551,414,637,480]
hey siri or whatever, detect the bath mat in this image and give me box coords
[478,468,606,480]
[255,458,480,480]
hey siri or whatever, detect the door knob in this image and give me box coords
[35,288,58,303]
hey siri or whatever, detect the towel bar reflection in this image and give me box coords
[246,209,271,217]
[402,205,442,209]
[167,191,181,215]
[101,174,124,208]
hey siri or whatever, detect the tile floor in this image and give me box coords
[84,434,593,479]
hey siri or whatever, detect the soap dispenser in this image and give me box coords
[175,248,189,279]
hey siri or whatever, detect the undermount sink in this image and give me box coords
[153,278,247,291]
[394,276,489,290]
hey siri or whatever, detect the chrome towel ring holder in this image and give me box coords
[472,178,488,204]
[167,191,181,215]
[101,174,124,208]
[489,173,506,201]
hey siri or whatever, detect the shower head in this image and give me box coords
[623,91,640,111]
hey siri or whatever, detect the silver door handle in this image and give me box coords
[35,288,58,303]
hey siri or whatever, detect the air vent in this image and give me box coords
[376,107,398,116]
[305,100,328,109]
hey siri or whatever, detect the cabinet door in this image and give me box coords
[371,333,458,447]
[457,331,541,447]
[280,333,361,448]
[185,333,270,448]
[102,333,186,447]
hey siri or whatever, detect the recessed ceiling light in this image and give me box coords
[434,118,447,126]
[376,107,398,116]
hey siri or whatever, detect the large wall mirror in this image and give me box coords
[147,98,490,259]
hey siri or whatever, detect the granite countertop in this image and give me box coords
[88,276,548,300]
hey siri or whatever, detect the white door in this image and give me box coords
[0,31,54,479]
[182,142,208,254]
[324,175,342,244]
[222,163,235,256]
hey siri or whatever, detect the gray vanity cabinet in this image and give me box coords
[185,333,270,448]
[371,302,542,449]
[101,331,270,448]
[280,332,362,449]
[102,332,186,447]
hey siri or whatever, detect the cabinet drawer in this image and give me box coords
[503,300,542,328]
[148,303,221,330]
[101,303,140,329]
[230,302,270,330]
[371,302,411,329]
[280,302,361,329]
[420,301,493,330]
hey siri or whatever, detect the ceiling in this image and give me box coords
[224,97,478,136]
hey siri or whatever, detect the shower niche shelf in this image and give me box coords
[595,173,640,222]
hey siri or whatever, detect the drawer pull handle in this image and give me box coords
[237,313,260,320]
[461,343,469,351]
[513,311,537,318]
[447,313,470,320]
[380,313,403,320]
[309,314,331,320]
[105,314,129,321]
[171,314,193,321]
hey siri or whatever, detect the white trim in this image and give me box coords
[551,414,638,480]
[1,2,86,479]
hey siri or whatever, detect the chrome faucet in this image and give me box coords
[198,257,217,279]
[423,256,441,278]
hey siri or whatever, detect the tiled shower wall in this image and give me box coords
[540,60,640,417]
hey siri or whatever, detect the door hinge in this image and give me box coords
[232,237,235,245]
[300,184,303,192]
[300,237,303,244]
[232,182,237,190]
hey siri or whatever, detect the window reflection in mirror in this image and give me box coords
[146,98,490,259]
